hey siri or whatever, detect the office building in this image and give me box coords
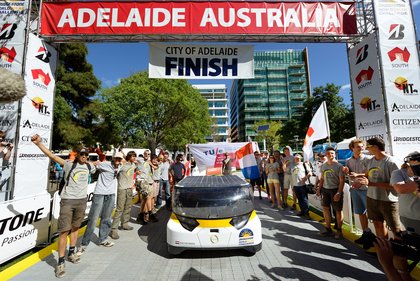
[230,48,311,142]
[192,84,229,142]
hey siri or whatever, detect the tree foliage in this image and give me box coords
[101,71,211,153]
[53,43,101,149]
[280,83,355,146]
[252,120,282,152]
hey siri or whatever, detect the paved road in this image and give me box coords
[11,193,385,281]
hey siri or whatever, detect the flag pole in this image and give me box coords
[322,101,331,145]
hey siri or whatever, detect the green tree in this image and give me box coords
[101,71,211,153]
[252,120,281,152]
[53,43,101,149]
[280,83,355,145]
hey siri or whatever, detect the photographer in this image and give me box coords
[390,151,420,234]
[0,130,13,165]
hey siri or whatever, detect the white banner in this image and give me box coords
[13,34,57,198]
[0,193,50,263]
[373,0,420,161]
[149,43,254,79]
[348,33,389,150]
[0,0,29,199]
[189,142,255,171]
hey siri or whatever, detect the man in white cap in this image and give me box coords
[77,152,124,254]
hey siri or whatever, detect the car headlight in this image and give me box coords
[176,215,199,232]
[230,212,251,230]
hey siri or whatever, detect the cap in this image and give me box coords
[78,148,89,154]
[294,154,302,158]
[405,151,420,163]
[114,152,124,159]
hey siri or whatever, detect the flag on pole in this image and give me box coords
[302,101,330,161]
[236,143,260,179]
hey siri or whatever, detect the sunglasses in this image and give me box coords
[79,153,89,156]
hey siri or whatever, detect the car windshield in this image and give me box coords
[173,185,254,219]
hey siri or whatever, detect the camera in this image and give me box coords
[363,230,420,272]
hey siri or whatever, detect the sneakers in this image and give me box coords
[319,227,334,237]
[76,245,86,256]
[148,214,159,223]
[121,225,134,230]
[334,231,343,240]
[277,205,284,210]
[55,263,65,278]
[109,231,119,240]
[99,240,115,247]
[67,253,80,264]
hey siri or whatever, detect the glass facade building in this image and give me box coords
[192,84,229,142]
[230,49,311,142]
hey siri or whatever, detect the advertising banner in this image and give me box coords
[189,142,254,171]
[13,34,57,198]
[0,0,29,199]
[0,193,50,264]
[347,33,389,150]
[149,43,254,79]
[41,1,357,36]
[373,0,420,160]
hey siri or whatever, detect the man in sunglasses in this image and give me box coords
[78,151,124,254]
[31,134,96,278]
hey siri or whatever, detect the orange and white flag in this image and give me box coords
[302,101,330,161]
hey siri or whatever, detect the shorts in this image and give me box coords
[267,178,279,184]
[350,188,367,215]
[321,188,343,212]
[137,180,154,197]
[367,197,401,229]
[152,181,160,197]
[283,173,292,190]
[58,198,87,233]
[250,177,260,187]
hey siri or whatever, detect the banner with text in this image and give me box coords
[41,1,357,36]
[149,43,254,79]
[13,34,57,198]
[373,1,420,160]
[348,33,389,150]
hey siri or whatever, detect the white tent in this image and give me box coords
[336,137,356,164]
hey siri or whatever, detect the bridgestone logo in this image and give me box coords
[394,137,420,142]
[19,154,46,158]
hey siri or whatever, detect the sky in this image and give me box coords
[87,1,420,106]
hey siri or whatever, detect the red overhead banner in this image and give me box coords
[40,1,357,36]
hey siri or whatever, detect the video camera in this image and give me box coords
[404,152,420,178]
[363,230,420,272]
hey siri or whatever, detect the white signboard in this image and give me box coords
[348,33,389,150]
[0,193,50,263]
[373,0,420,160]
[13,34,57,198]
[149,43,254,79]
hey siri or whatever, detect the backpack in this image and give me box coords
[59,161,92,196]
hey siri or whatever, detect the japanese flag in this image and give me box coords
[302,101,330,161]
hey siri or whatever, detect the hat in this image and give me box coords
[294,154,302,158]
[405,151,420,163]
[77,147,89,154]
[114,152,124,159]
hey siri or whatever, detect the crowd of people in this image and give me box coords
[31,134,194,278]
[30,133,420,280]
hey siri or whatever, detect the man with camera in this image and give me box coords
[0,130,13,165]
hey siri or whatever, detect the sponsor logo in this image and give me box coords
[388,24,404,40]
[393,76,418,95]
[391,102,420,112]
[393,136,420,142]
[22,119,50,130]
[0,119,13,127]
[388,47,410,68]
[31,69,51,89]
[20,135,48,143]
[359,97,380,112]
[358,119,384,130]
[31,97,51,116]
[0,46,16,63]
[0,104,16,111]
[355,67,374,89]
[35,47,51,63]
[356,44,368,65]
[0,23,17,40]
[360,134,384,141]
[392,119,420,127]
[18,153,47,159]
